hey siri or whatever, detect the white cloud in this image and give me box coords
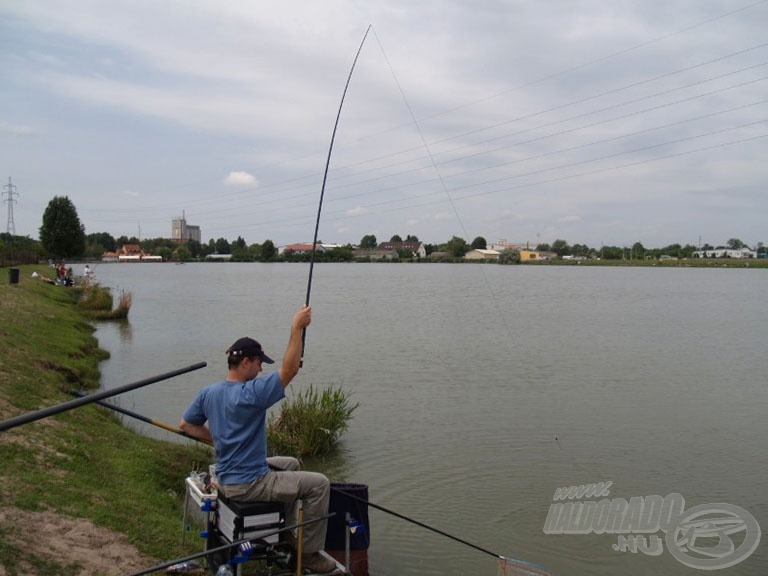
[0,121,37,136]
[224,171,257,187]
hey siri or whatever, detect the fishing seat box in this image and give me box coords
[215,495,285,545]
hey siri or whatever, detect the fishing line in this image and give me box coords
[284,26,549,576]
[194,55,768,238]
[126,41,768,235]
[364,0,768,136]
[301,24,372,365]
[287,130,768,227]
[176,45,768,236]
[288,63,768,205]
[82,2,766,236]
[362,28,554,575]
[370,25,521,350]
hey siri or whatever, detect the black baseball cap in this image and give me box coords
[226,337,275,364]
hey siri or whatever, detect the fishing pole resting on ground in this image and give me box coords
[0,362,207,433]
[125,513,334,576]
[68,390,213,446]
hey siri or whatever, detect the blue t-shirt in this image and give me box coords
[182,371,285,485]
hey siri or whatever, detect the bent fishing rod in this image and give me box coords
[125,513,334,576]
[0,362,207,433]
[301,25,371,366]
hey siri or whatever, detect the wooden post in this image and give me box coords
[296,505,304,576]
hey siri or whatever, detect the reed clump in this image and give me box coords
[76,282,132,319]
[268,385,358,457]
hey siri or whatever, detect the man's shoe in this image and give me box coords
[301,551,339,574]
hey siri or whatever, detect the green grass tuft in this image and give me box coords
[267,384,358,457]
[76,282,133,319]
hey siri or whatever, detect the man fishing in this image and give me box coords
[180,304,339,574]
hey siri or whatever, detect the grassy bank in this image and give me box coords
[0,265,212,575]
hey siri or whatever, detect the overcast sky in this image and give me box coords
[1,1,766,249]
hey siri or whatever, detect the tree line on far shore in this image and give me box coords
[1,195,764,265]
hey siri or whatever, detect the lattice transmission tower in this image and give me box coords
[3,177,18,235]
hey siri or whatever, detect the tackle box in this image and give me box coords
[215,496,284,545]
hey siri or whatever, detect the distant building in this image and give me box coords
[277,242,345,255]
[102,244,162,263]
[464,249,500,261]
[693,248,756,259]
[278,242,325,256]
[520,249,542,262]
[352,248,398,261]
[172,212,201,243]
[115,244,142,262]
[489,240,529,252]
[377,241,426,259]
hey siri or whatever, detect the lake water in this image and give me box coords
[92,263,768,576]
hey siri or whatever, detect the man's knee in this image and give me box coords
[268,455,300,471]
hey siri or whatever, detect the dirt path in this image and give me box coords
[0,508,159,576]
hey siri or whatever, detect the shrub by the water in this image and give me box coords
[76,282,132,319]
[268,385,358,457]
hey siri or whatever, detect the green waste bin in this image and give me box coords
[9,268,20,284]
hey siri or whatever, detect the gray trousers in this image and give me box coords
[221,456,330,553]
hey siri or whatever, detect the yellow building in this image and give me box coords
[519,249,541,262]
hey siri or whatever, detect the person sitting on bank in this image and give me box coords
[180,305,338,574]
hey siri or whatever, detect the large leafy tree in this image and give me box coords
[471,236,487,249]
[116,235,139,247]
[39,196,86,258]
[214,237,231,254]
[445,235,468,257]
[86,231,116,252]
[359,234,377,249]
[261,239,277,261]
[233,236,247,250]
[551,239,570,257]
